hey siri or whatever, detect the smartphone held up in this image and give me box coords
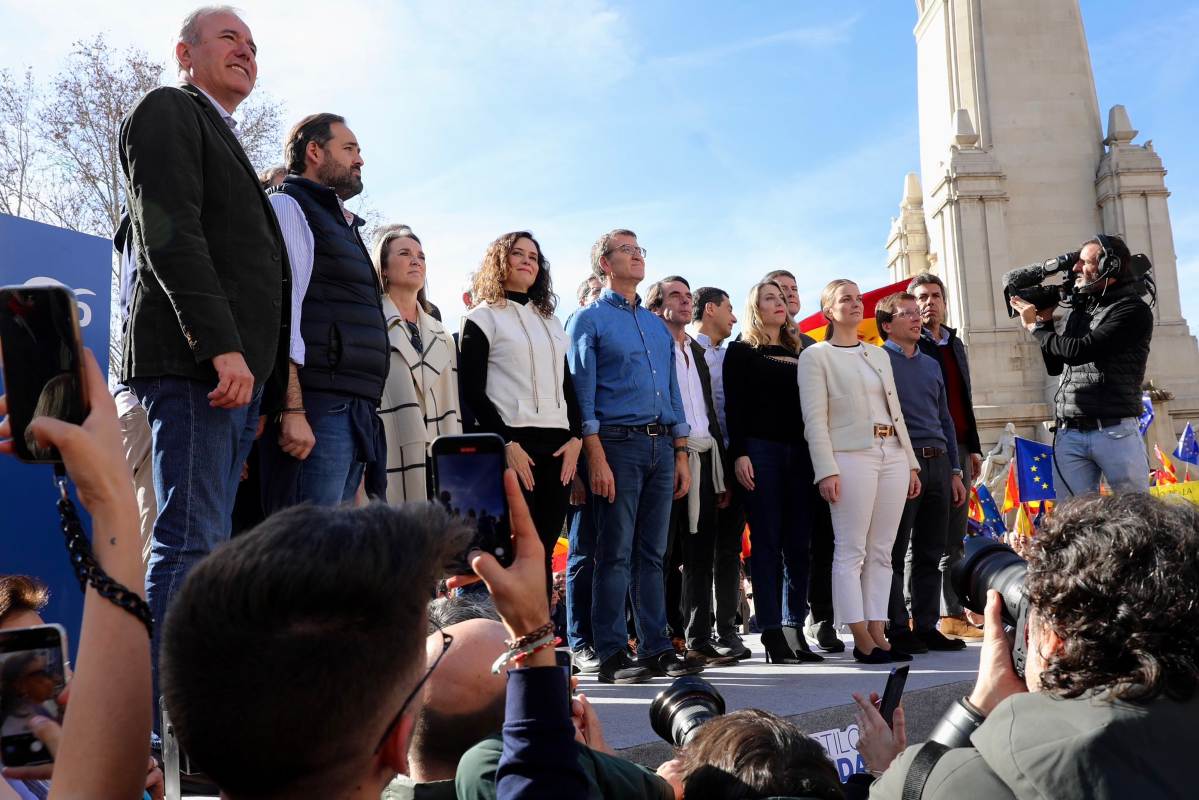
[0,285,89,462]
[0,624,69,768]
[431,434,513,573]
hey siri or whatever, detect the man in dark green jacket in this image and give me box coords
[858,492,1198,799]
[119,7,289,730]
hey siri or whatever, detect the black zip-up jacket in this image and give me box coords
[1031,283,1153,421]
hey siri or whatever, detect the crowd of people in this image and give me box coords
[2,5,1195,799]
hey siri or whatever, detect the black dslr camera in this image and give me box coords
[1000,252,1078,318]
[650,675,726,746]
[951,536,1030,676]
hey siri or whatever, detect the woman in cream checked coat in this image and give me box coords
[372,226,462,503]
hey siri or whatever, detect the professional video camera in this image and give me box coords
[951,536,1030,676]
[1000,252,1078,318]
[650,675,726,746]
[1001,236,1155,318]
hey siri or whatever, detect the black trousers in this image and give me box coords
[665,452,719,645]
[807,489,835,625]
[519,450,572,599]
[713,497,745,642]
[888,451,952,633]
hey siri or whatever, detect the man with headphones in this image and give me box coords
[1010,234,1153,497]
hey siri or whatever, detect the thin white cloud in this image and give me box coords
[650,14,861,69]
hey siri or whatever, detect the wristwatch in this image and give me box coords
[951,468,964,477]
[674,446,687,455]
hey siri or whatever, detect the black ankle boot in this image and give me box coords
[781,624,824,662]
[762,628,802,664]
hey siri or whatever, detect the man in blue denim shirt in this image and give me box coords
[567,228,703,684]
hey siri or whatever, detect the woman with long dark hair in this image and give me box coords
[723,280,822,665]
[459,231,582,592]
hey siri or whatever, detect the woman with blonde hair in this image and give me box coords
[798,279,920,663]
[373,226,462,504]
[723,280,822,664]
[459,231,582,592]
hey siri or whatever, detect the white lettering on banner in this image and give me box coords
[22,276,95,327]
[810,724,867,782]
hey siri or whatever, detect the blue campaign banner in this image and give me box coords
[0,213,112,658]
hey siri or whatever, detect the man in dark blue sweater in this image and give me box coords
[876,293,967,654]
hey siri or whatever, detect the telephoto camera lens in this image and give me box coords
[649,675,726,747]
[951,536,1028,628]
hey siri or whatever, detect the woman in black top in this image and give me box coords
[724,280,822,664]
[459,231,582,593]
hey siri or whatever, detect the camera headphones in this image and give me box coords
[1078,233,1128,294]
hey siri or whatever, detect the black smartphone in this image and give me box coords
[430,433,513,572]
[554,649,575,692]
[878,665,909,727]
[0,624,69,767]
[0,285,88,462]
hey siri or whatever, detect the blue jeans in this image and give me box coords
[128,375,261,727]
[565,499,594,651]
[1053,417,1150,498]
[259,393,365,512]
[590,428,675,662]
[740,438,814,631]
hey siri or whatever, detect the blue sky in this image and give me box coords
[1,0,1196,337]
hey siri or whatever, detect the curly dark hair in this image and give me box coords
[471,231,557,317]
[1027,493,1199,703]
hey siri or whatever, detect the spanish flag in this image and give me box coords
[1155,444,1179,485]
[797,278,912,345]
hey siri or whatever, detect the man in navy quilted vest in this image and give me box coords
[260,113,390,510]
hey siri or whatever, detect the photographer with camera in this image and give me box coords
[855,492,1198,798]
[1008,235,1153,497]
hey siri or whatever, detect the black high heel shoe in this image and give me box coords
[782,624,825,663]
[762,628,802,664]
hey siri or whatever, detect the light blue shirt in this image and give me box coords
[567,289,688,439]
[693,332,729,448]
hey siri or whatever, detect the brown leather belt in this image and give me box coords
[916,446,946,458]
[873,424,896,438]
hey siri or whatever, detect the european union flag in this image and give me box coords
[975,484,1007,538]
[1174,422,1199,466]
[1138,393,1155,436]
[1015,437,1055,501]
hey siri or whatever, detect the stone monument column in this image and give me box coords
[1096,105,1199,414]
[908,0,1199,446]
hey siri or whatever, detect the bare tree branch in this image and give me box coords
[37,35,162,238]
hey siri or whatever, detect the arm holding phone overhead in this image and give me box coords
[0,348,152,798]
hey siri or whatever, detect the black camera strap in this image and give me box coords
[53,465,154,638]
[901,741,949,800]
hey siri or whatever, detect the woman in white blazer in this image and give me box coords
[797,279,921,664]
[459,231,582,593]
[372,226,462,504]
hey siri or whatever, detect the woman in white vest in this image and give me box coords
[459,231,582,591]
[798,279,920,664]
[372,226,462,504]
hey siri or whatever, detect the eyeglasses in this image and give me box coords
[604,244,647,258]
[893,309,922,319]
[374,628,454,753]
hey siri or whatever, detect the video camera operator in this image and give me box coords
[855,492,1198,798]
[1009,235,1153,496]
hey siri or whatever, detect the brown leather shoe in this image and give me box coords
[940,615,983,639]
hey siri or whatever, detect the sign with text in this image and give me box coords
[810,723,867,782]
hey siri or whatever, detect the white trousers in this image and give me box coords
[829,440,910,625]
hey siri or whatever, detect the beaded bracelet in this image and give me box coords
[505,621,554,651]
[491,631,558,674]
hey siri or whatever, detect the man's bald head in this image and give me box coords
[408,618,511,782]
